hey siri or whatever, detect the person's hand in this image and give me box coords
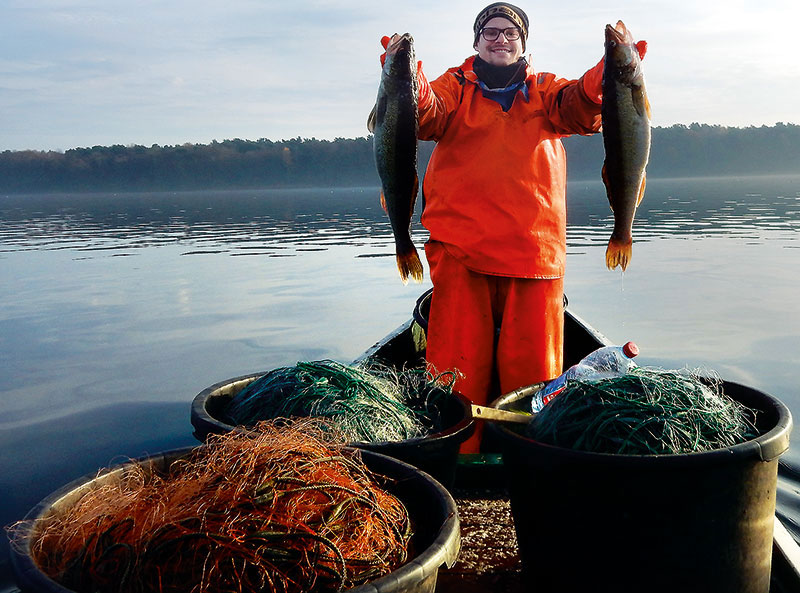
[379,35,391,66]
[377,34,432,108]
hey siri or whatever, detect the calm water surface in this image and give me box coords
[1,176,799,587]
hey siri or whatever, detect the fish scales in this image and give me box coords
[368,33,423,284]
[601,21,651,271]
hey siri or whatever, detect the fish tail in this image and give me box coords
[606,238,632,271]
[396,246,424,284]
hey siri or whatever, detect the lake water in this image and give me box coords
[1,175,800,588]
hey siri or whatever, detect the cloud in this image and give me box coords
[1,0,799,150]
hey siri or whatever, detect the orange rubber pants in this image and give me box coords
[425,241,564,453]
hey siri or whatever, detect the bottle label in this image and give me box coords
[541,386,563,407]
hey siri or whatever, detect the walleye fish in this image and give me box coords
[367,33,423,284]
[601,20,651,271]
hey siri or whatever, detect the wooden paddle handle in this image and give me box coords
[469,381,544,424]
[470,404,532,424]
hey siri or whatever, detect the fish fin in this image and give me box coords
[380,190,387,212]
[632,84,651,119]
[601,163,614,210]
[397,246,424,284]
[367,104,377,133]
[409,173,419,217]
[636,174,646,207]
[606,237,632,272]
[394,178,422,284]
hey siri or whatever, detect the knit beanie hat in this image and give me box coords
[473,3,530,51]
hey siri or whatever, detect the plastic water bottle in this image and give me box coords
[531,342,640,412]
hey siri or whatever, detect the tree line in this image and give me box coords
[1,123,798,194]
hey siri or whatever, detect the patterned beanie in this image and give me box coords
[473,3,530,50]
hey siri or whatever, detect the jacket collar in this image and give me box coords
[458,55,532,104]
[458,55,534,84]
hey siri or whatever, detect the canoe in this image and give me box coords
[191,289,800,591]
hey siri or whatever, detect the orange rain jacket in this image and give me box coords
[417,56,602,278]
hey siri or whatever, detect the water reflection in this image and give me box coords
[0,188,399,256]
[3,176,798,258]
[566,175,800,245]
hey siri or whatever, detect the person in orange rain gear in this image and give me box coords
[380,3,646,453]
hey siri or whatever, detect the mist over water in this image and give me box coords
[1,175,799,587]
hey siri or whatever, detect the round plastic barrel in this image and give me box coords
[488,380,792,593]
[190,376,475,489]
[10,447,460,593]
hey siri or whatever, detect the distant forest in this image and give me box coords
[1,123,798,194]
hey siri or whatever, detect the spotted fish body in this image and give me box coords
[601,21,651,271]
[367,33,423,284]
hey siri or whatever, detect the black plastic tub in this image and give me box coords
[191,376,475,489]
[488,380,793,593]
[9,447,460,593]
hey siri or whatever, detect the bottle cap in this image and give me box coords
[622,342,639,358]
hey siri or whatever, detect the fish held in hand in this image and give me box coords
[601,20,651,271]
[368,33,423,284]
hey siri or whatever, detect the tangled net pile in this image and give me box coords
[224,360,455,443]
[20,420,412,593]
[526,368,759,455]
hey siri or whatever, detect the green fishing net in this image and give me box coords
[526,368,759,455]
[224,360,455,443]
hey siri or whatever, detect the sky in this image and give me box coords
[1,0,799,152]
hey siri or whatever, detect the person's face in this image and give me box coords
[474,16,523,67]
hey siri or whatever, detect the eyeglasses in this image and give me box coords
[480,27,521,42]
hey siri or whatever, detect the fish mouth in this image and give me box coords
[388,34,413,58]
[394,43,412,56]
[605,20,632,44]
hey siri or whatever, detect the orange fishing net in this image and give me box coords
[22,420,412,593]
